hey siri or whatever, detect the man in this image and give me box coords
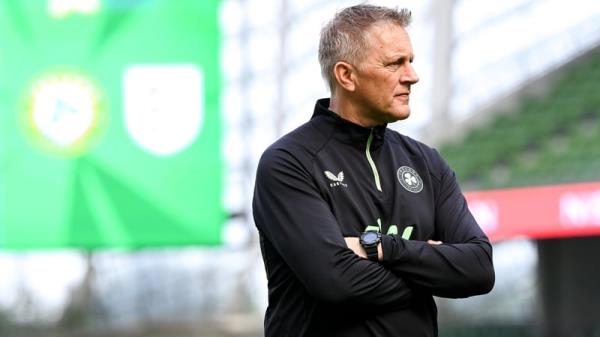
[252,4,494,337]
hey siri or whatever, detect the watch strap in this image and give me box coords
[364,244,378,261]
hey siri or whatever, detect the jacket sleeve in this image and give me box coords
[381,151,495,298]
[253,147,413,309]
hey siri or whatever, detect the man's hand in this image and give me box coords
[344,237,382,260]
[344,237,367,258]
[427,240,443,245]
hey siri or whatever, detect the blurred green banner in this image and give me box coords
[0,0,225,249]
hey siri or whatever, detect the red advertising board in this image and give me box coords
[465,181,600,242]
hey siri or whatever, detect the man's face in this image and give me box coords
[351,22,419,125]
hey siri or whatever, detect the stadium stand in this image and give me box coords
[438,48,600,337]
[440,48,600,191]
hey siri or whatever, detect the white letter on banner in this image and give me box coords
[469,200,498,234]
[559,190,600,227]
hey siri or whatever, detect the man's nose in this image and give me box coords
[402,64,419,84]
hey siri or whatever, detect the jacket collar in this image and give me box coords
[311,98,387,149]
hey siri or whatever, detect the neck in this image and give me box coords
[329,95,379,128]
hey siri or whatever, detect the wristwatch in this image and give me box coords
[359,230,381,261]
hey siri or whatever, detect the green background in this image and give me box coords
[0,0,225,249]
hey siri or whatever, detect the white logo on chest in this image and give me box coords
[397,166,423,193]
[324,171,348,188]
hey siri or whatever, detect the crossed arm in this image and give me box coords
[344,235,493,298]
[344,161,495,298]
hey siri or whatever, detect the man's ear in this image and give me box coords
[333,61,356,92]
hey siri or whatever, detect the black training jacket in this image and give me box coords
[253,98,495,337]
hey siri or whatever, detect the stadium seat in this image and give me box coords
[440,50,600,190]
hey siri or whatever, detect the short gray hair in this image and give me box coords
[318,4,412,94]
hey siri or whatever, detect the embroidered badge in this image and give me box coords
[397,166,423,193]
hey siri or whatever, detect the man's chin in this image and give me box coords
[390,109,411,122]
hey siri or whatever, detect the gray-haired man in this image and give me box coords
[253,5,495,336]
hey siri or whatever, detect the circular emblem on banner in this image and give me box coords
[397,166,423,193]
[23,70,105,157]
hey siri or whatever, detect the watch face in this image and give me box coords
[362,231,379,244]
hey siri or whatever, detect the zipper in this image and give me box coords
[365,129,382,192]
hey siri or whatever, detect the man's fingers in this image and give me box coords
[427,240,443,245]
